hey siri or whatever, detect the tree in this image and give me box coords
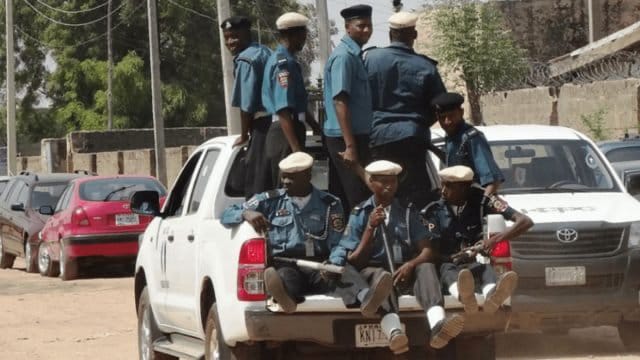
[429,1,528,125]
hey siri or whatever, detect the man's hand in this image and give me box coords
[393,262,415,286]
[233,135,249,148]
[338,146,359,168]
[485,232,506,250]
[367,205,386,229]
[242,210,270,234]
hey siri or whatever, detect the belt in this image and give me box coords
[272,112,305,122]
[253,111,269,120]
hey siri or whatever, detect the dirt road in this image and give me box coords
[0,258,638,359]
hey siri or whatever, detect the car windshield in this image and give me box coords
[31,183,69,209]
[489,140,619,194]
[79,178,166,202]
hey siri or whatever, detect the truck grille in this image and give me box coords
[511,227,625,258]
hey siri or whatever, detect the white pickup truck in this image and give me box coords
[131,135,511,360]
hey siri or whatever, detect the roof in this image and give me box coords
[71,174,159,185]
[433,125,584,142]
[598,138,640,152]
[15,172,87,184]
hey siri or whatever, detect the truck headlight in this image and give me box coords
[629,222,640,248]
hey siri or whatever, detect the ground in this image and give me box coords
[0,258,638,360]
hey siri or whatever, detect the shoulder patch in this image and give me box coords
[330,214,345,232]
[487,194,509,213]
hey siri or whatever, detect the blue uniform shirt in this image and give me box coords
[329,197,428,266]
[220,188,345,258]
[262,44,308,116]
[421,187,516,257]
[364,42,446,147]
[231,43,272,114]
[323,36,372,137]
[445,122,505,186]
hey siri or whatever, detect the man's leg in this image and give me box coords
[325,136,371,212]
[329,264,392,316]
[478,265,518,314]
[440,262,477,313]
[265,121,306,189]
[264,265,304,313]
[244,116,272,198]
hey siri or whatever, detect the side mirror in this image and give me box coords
[39,205,55,216]
[10,203,25,212]
[625,173,640,197]
[130,191,161,217]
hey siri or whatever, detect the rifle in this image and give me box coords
[378,223,401,313]
[450,242,485,265]
[273,257,345,274]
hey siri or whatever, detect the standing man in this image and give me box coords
[364,11,446,209]
[221,16,272,198]
[323,5,374,212]
[330,160,465,353]
[262,12,313,189]
[432,92,504,197]
[421,166,533,314]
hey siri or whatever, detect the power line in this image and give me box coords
[20,0,127,27]
[165,0,217,23]
[34,0,109,15]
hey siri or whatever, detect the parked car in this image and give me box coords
[0,172,87,272]
[610,160,640,200]
[38,175,167,280]
[598,137,640,163]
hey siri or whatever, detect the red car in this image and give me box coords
[37,175,166,280]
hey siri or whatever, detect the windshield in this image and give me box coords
[31,183,68,209]
[489,140,619,194]
[79,178,166,202]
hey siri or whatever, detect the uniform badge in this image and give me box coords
[490,196,508,212]
[277,70,289,88]
[330,214,345,232]
[276,208,290,216]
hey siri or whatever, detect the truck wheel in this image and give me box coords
[38,243,59,277]
[204,303,261,360]
[618,320,640,351]
[59,244,79,281]
[25,241,39,273]
[0,237,15,269]
[455,334,496,360]
[138,287,177,360]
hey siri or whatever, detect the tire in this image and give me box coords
[618,320,640,352]
[59,243,79,281]
[38,242,59,277]
[204,303,261,360]
[454,334,496,360]
[0,236,15,269]
[137,287,177,360]
[25,241,39,273]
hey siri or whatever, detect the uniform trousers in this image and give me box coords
[325,135,371,212]
[265,120,306,189]
[359,263,443,314]
[243,116,272,199]
[439,262,498,293]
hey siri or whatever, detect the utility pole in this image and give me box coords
[216,0,241,135]
[587,0,602,43]
[107,0,114,129]
[146,0,167,185]
[5,0,17,176]
[316,0,330,71]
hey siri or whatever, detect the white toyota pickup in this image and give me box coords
[131,136,511,360]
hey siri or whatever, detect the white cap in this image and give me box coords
[388,12,419,29]
[276,12,309,30]
[279,152,314,172]
[438,166,474,182]
[365,160,403,176]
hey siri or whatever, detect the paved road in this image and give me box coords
[0,258,638,359]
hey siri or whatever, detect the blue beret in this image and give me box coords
[431,92,464,112]
[340,5,372,20]
[220,16,251,30]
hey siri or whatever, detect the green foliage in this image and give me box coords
[580,108,608,141]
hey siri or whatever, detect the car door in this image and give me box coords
[43,184,74,255]
[4,181,28,255]
[164,147,220,334]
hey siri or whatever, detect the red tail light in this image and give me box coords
[490,240,512,274]
[237,238,266,301]
[71,207,90,227]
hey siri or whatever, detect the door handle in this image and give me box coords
[167,235,174,242]
[187,234,195,242]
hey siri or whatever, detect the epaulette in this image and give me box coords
[419,54,438,66]
[351,205,363,215]
[236,55,254,65]
[463,127,480,138]
[265,189,285,199]
[276,54,288,67]
[320,192,340,206]
[420,199,444,217]
[361,46,377,60]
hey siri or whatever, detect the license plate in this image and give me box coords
[545,266,586,286]
[355,323,404,348]
[115,213,139,226]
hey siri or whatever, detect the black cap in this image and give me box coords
[431,92,465,112]
[220,16,251,30]
[340,5,372,20]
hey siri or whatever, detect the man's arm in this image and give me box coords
[333,93,359,166]
[485,208,534,248]
[347,205,384,269]
[277,109,302,152]
[469,135,504,196]
[392,238,433,286]
[234,111,253,147]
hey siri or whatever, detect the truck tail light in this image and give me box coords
[71,207,90,227]
[490,240,512,275]
[237,238,266,301]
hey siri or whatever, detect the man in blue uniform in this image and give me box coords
[421,166,533,314]
[364,12,446,209]
[330,160,465,353]
[221,152,392,316]
[262,12,317,189]
[432,92,504,197]
[323,4,374,212]
[221,16,272,198]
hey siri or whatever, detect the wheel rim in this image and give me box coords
[38,245,49,274]
[139,305,152,360]
[208,323,220,360]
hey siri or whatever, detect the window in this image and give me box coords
[626,172,640,198]
[164,151,203,217]
[0,180,9,195]
[31,183,69,209]
[79,178,166,202]
[606,147,640,163]
[188,149,220,214]
[55,185,74,213]
[7,181,27,205]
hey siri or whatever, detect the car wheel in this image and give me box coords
[38,243,59,277]
[25,241,39,273]
[59,243,79,281]
[138,287,177,360]
[0,236,16,269]
[618,320,640,351]
[204,303,261,360]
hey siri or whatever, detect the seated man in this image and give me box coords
[422,166,534,314]
[220,152,391,315]
[330,160,465,354]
